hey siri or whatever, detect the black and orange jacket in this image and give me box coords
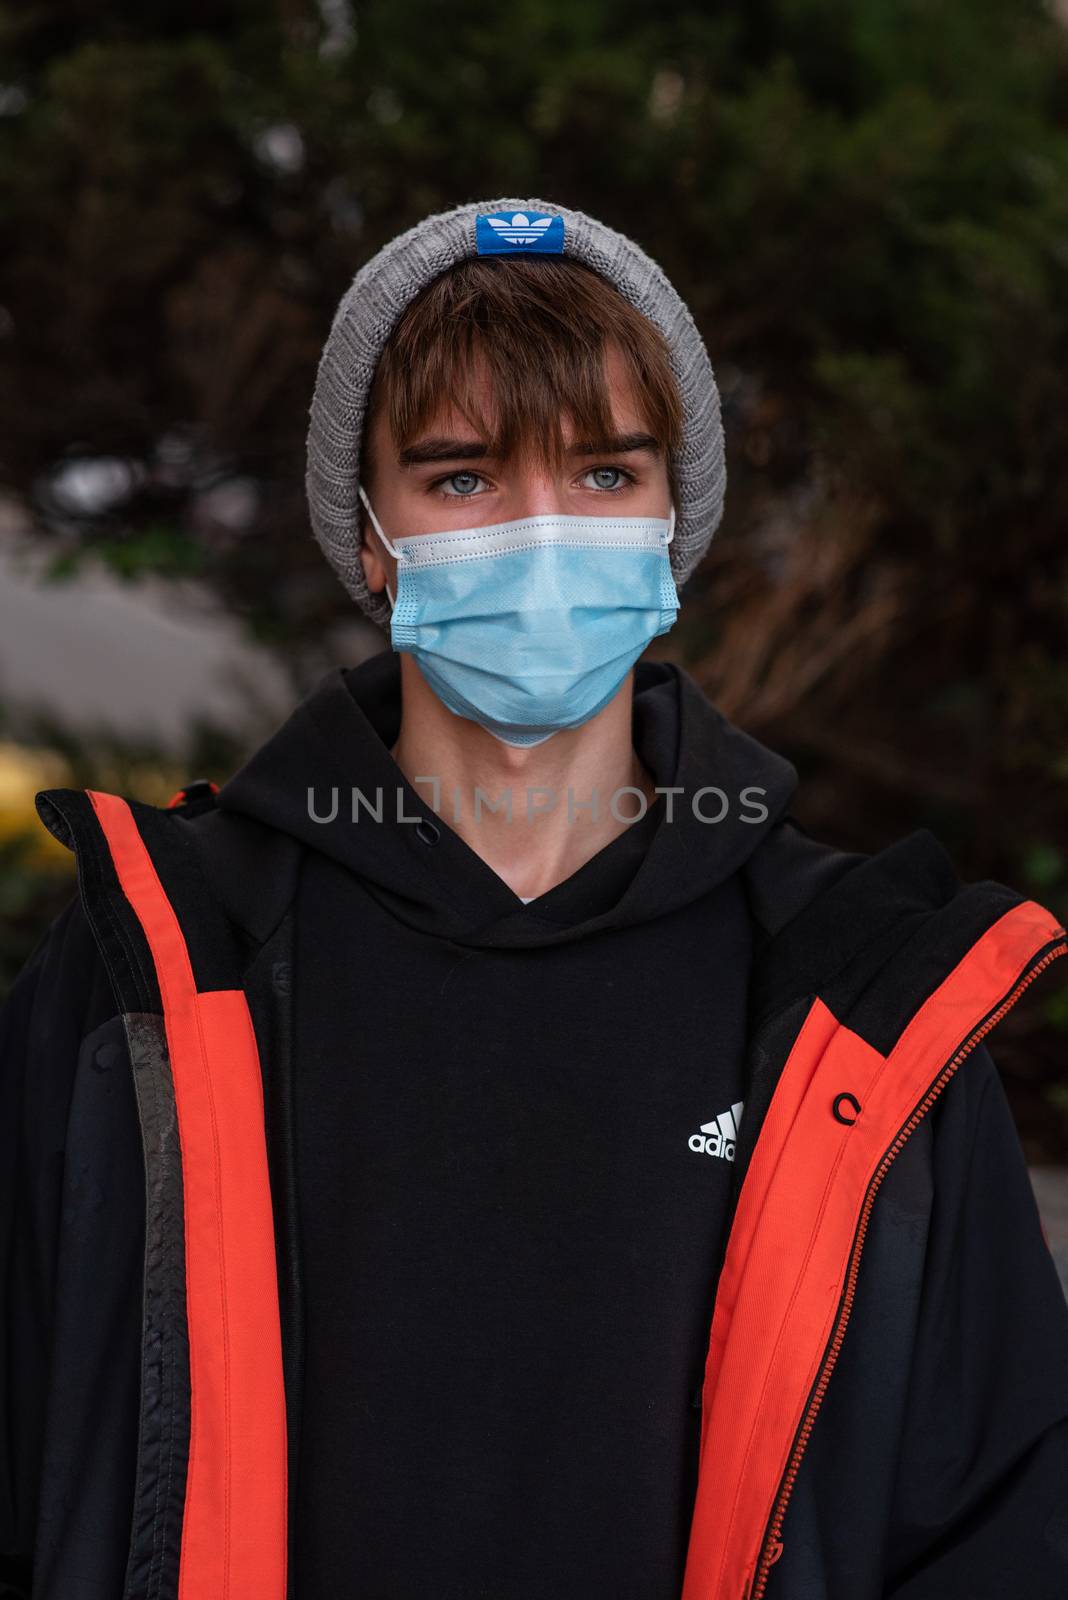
[3,667,1068,1600]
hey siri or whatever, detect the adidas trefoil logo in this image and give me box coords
[484,212,556,244]
[688,1101,744,1162]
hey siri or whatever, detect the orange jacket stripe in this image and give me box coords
[87,790,288,1600]
[682,898,1065,1600]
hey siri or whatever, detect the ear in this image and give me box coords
[360,523,388,595]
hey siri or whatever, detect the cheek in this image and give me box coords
[626,468,673,518]
[652,464,675,520]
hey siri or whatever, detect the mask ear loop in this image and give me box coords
[664,503,676,545]
[357,483,401,609]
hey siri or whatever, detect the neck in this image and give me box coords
[390,655,656,900]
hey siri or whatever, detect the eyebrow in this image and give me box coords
[569,432,662,457]
[397,431,662,467]
[398,438,493,467]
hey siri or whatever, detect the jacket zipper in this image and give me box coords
[745,936,1067,1600]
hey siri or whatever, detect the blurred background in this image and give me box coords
[1,0,1066,1169]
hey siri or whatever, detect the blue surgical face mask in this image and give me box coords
[358,485,680,747]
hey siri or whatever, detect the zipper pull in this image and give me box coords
[746,1540,785,1596]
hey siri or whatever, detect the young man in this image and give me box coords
[2,198,1067,1600]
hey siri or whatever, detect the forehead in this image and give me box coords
[368,340,654,454]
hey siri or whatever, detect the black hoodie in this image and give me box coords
[214,648,797,1599]
[4,651,1067,1600]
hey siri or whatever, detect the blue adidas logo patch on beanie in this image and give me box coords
[475,211,565,255]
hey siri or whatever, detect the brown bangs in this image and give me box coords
[364,256,683,480]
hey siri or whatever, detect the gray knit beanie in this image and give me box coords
[306,197,726,629]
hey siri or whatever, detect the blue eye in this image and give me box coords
[584,467,629,491]
[442,472,484,496]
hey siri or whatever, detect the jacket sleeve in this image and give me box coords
[884,1039,1068,1599]
[0,893,117,1599]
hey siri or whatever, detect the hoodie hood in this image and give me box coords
[215,648,797,950]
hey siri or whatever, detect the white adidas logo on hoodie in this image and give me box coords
[688,1101,745,1162]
